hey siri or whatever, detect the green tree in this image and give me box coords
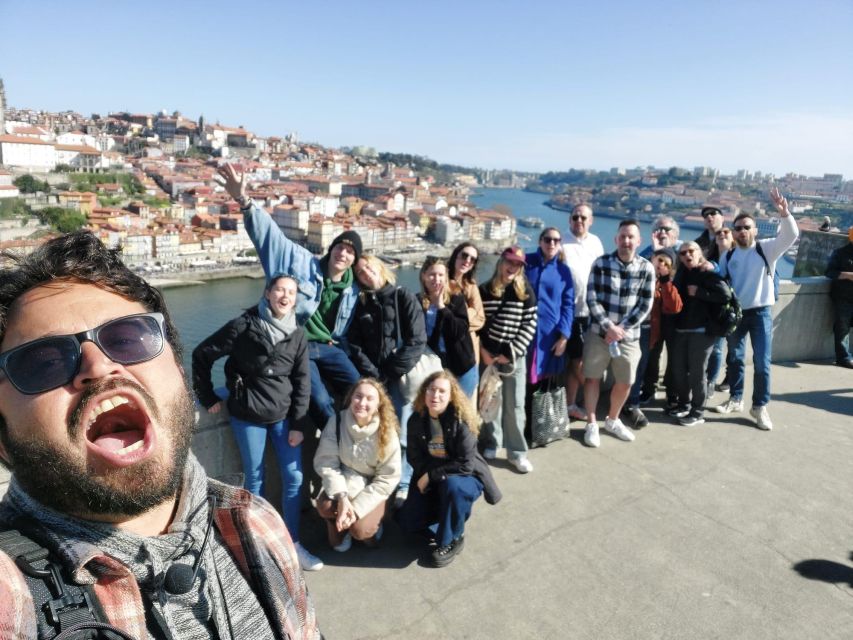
[13,174,50,194]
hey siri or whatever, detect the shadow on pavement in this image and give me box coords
[792,555,853,587]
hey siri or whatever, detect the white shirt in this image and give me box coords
[562,232,605,318]
[720,214,799,310]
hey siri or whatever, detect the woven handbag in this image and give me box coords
[530,376,570,447]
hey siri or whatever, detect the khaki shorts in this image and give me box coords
[582,332,642,385]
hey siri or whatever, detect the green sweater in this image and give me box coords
[304,268,353,343]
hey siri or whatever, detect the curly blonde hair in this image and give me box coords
[342,378,400,460]
[412,369,480,436]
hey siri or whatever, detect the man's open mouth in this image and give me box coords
[83,392,155,465]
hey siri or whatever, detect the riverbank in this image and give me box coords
[147,265,264,289]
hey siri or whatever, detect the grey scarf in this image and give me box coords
[258,297,297,343]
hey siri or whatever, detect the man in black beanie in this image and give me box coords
[217,164,362,428]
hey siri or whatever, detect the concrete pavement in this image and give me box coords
[301,360,853,640]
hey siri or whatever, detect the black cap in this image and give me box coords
[653,247,677,266]
[328,230,362,263]
[701,206,722,218]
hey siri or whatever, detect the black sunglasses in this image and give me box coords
[0,312,166,395]
[541,237,562,244]
[655,226,673,233]
[571,215,588,221]
[458,251,478,262]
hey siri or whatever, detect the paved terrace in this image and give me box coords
[302,360,853,640]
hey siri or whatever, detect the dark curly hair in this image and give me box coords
[0,231,183,364]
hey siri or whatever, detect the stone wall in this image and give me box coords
[0,277,841,499]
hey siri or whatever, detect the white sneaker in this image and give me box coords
[295,543,324,571]
[584,422,600,448]
[604,417,636,442]
[332,533,352,553]
[750,405,773,431]
[714,398,744,414]
[482,448,497,460]
[568,404,588,421]
[510,456,533,473]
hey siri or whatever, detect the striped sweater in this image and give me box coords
[478,281,538,362]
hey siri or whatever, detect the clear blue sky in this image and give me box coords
[2,0,852,177]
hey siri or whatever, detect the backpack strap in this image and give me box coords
[0,527,109,639]
[755,243,773,277]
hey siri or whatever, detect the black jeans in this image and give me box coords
[670,331,716,414]
[832,297,853,362]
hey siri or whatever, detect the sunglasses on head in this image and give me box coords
[571,215,588,221]
[0,312,166,395]
[458,251,478,262]
[733,225,753,232]
[541,236,562,244]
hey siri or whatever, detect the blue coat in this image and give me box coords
[525,250,574,378]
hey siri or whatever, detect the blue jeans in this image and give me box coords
[832,298,853,362]
[456,364,479,399]
[726,306,773,407]
[230,417,303,543]
[480,356,528,460]
[307,341,361,426]
[628,325,651,406]
[706,336,727,385]
[390,381,414,494]
[395,475,483,547]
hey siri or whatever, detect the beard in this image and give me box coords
[0,378,196,518]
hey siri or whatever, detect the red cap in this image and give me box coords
[500,246,526,264]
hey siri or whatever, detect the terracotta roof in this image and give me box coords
[0,135,53,146]
[55,144,101,154]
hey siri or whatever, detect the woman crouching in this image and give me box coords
[314,378,401,552]
[395,370,501,567]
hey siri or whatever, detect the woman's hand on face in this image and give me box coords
[288,430,304,447]
[207,401,223,415]
[431,281,445,308]
[417,473,430,494]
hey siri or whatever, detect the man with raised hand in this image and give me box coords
[714,187,799,430]
[561,203,605,421]
[217,163,361,428]
[0,232,319,639]
[583,220,655,448]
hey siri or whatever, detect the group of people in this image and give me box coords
[0,160,805,637]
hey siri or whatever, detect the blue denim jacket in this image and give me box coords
[243,202,359,341]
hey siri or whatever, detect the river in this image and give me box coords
[164,187,793,380]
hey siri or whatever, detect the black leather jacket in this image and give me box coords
[419,293,476,376]
[347,284,426,383]
[192,307,310,427]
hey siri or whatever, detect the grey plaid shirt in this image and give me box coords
[586,251,655,341]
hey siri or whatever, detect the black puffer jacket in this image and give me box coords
[406,407,501,505]
[673,267,732,333]
[192,307,310,427]
[347,284,426,383]
[418,292,476,376]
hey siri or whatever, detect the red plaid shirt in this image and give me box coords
[0,481,320,640]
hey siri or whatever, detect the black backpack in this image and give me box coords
[0,527,132,639]
[708,280,742,337]
[725,243,780,301]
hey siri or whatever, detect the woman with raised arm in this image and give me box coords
[478,246,538,473]
[314,378,401,552]
[418,256,478,398]
[395,370,501,567]
[192,275,324,571]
